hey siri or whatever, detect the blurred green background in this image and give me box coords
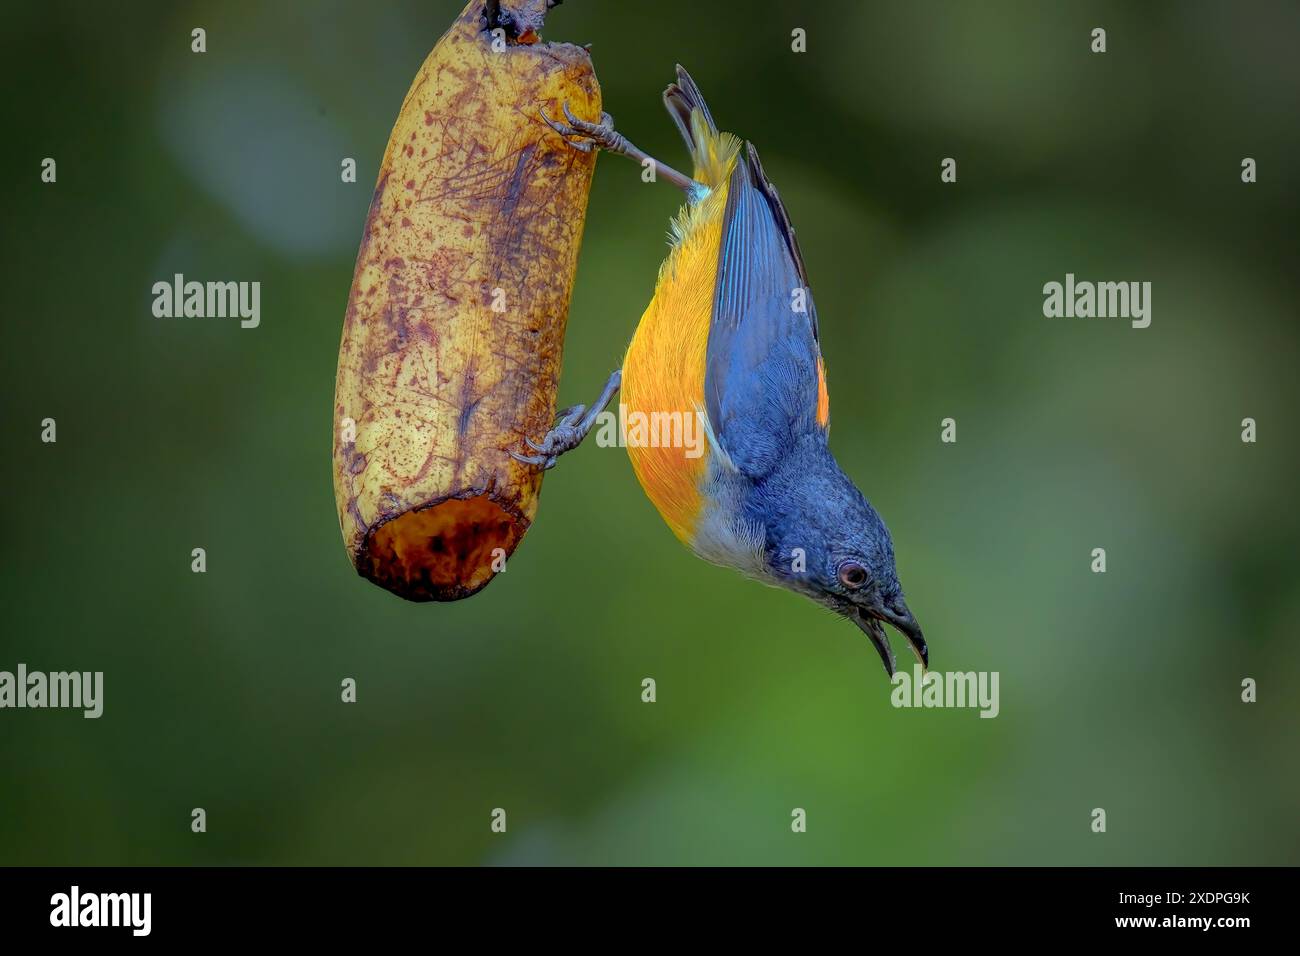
[2,0,1297,866]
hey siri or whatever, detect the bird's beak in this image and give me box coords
[854,600,928,678]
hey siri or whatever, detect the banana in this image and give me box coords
[332,0,600,601]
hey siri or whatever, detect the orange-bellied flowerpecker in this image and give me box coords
[514,67,927,677]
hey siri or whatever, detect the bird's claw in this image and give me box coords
[509,368,621,473]
[540,102,619,154]
[509,449,558,470]
[511,405,588,471]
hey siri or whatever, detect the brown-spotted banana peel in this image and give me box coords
[333,0,600,601]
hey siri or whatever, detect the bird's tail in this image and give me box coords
[663,65,740,189]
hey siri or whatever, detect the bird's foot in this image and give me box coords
[540,103,699,194]
[509,404,588,470]
[509,368,622,471]
[540,103,623,155]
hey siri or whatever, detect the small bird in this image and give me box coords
[514,67,926,677]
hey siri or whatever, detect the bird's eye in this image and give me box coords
[838,561,868,589]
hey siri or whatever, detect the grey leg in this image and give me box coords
[542,103,699,195]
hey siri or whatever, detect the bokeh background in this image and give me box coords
[2,0,1297,866]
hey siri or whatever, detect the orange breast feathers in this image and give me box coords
[621,184,730,546]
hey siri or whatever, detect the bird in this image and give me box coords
[512,66,927,678]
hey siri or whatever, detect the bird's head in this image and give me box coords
[761,459,927,677]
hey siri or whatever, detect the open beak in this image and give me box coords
[854,600,928,678]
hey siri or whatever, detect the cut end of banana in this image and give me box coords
[360,494,525,602]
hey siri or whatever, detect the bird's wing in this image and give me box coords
[704,142,827,478]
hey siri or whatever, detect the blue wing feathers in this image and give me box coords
[705,143,825,478]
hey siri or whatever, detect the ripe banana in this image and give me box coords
[333,0,601,601]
